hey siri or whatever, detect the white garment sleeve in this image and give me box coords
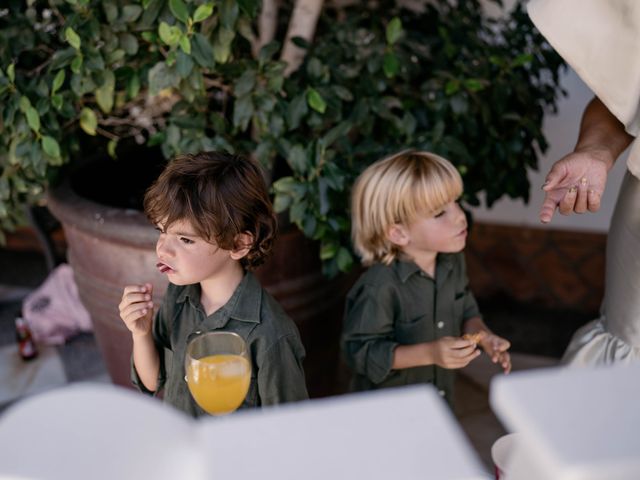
[527,0,640,175]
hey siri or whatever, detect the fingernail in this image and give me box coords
[568,186,577,194]
[580,177,588,186]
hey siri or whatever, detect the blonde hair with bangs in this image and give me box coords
[351,150,463,265]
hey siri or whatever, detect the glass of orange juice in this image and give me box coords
[185,332,251,415]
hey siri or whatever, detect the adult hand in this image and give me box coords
[540,144,616,223]
[477,333,511,374]
[539,147,612,223]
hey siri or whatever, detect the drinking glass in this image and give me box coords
[185,332,251,415]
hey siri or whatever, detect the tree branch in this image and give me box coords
[280,0,324,77]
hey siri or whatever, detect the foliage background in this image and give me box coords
[0,0,564,275]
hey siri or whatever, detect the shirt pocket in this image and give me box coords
[396,314,432,344]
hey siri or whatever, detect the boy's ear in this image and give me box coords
[230,232,254,260]
[386,224,409,247]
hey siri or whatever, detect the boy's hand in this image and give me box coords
[477,333,511,373]
[118,283,154,338]
[431,336,481,369]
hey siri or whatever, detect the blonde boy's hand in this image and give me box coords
[431,336,481,369]
[478,333,511,374]
[118,283,154,338]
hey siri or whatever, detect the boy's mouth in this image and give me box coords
[156,262,174,274]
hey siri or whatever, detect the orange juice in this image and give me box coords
[186,354,251,415]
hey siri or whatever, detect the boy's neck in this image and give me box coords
[199,263,245,316]
[399,250,438,278]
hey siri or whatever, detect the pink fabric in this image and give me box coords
[23,264,92,345]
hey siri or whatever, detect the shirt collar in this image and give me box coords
[174,272,262,324]
[392,254,455,283]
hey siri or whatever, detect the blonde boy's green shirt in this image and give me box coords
[132,272,308,417]
[341,253,480,405]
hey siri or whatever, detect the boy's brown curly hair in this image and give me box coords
[144,151,277,270]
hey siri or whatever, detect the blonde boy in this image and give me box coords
[342,150,511,405]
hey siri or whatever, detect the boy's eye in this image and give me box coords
[180,237,195,245]
[434,210,445,218]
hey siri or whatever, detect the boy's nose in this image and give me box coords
[156,237,173,257]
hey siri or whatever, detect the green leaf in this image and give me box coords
[179,35,191,55]
[191,33,215,68]
[287,94,308,129]
[383,52,399,78]
[65,27,81,50]
[213,28,235,63]
[386,17,403,45]
[193,3,214,22]
[51,94,63,110]
[122,5,143,22]
[41,136,61,158]
[287,144,307,174]
[176,51,194,77]
[107,139,118,158]
[445,80,459,95]
[79,107,98,136]
[148,62,180,95]
[95,71,115,113]
[336,247,353,272]
[126,74,140,99]
[52,70,65,94]
[273,193,292,214]
[71,55,83,74]
[103,3,118,23]
[463,79,485,92]
[159,22,182,46]
[19,96,31,113]
[320,242,338,260]
[26,106,40,133]
[220,0,239,28]
[232,95,254,131]
[169,0,190,24]
[234,70,256,96]
[7,63,15,83]
[119,33,139,55]
[306,88,326,114]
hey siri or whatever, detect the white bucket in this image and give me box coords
[491,432,519,479]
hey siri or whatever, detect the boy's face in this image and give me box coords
[395,201,468,257]
[155,218,240,286]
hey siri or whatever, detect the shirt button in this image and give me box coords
[437,321,444,329]
[438,390,446,397]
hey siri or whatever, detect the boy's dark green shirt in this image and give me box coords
[341,253,480,405]
[132,272,308,417]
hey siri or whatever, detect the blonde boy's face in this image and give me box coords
[155,218,242,286]
[393,200,468,259]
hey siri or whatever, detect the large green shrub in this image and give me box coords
[0,0,564,275]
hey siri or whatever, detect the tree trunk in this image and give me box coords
[280,0,324,76]
[255,0,280,58]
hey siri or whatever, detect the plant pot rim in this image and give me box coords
[47,177,158,248]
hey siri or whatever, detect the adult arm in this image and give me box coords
[540,96,634,223]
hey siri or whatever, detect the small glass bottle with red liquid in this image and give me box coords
[15,314,38,361]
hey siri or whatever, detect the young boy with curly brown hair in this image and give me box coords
[118,151,308,416]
